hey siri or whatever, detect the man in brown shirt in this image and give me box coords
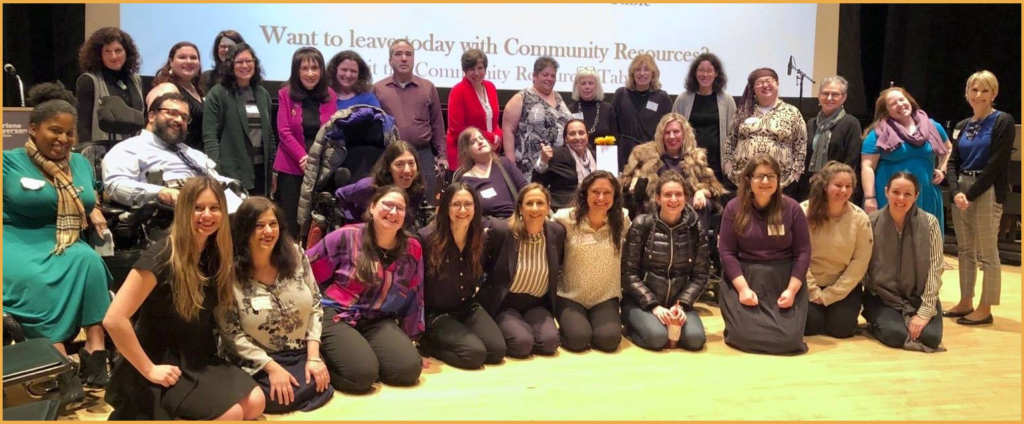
[372,39,447,205]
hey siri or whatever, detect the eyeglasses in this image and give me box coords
[697,68,717,75]
[450,201,474,211]
[819,91,845,100]
[754,78,776,88]
[380,200,406,214]
[751,173,779,182]
[157,108,191,124]
[233,59,254,66]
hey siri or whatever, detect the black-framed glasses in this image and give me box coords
[157,108,191,124]
[751,173,779,182]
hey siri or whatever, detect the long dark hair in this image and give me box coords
[210,30,245,71]
[571,171,625,252]
[286,47,329,102]
[231,197,299,282]
[806,161,856,230]
[369,140,425,200]
[152,42,206,97]
[427,183,485,278]
[219,43,264,94]
[355,186,411,284]
[684,52,727,94]
[78,27,141,74]
[733,154,784,236]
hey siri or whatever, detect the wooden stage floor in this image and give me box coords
[60,257,1021,421]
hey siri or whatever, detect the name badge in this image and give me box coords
[768,224,786,237]
[646,100,659,112]
[579,234,597,245]
[250,295,273,311]
[480,187,498,199]
[744,117,759,126]
[952,129,961,140]
[21,177,45,190]
[572,112,584,120]
[245,104,260,114]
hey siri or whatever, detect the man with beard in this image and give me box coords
[103,92,236,207]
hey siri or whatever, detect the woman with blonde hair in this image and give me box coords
[943,71,1016,325]
[479,183,566,358]
[567,68,617,145]
[611,53,672,171]
[801,161,873,338]
[620,112,725,216]
[104,176,265,420]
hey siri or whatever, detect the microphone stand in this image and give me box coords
[792,65,815,114]
[14,74,24,106]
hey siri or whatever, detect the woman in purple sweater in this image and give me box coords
[275,47,337,238]
[718,154,811,355]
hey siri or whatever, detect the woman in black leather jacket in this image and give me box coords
[620,171,710,351]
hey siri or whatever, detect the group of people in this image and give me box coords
[2,24,1015,420]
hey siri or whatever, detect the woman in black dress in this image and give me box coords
[103,176,265,420]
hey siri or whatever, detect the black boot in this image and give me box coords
[78,348,110,388]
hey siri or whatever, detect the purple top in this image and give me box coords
[306,223,425,339]
[458,157,527,219]
[335,177,423,227]
[719,195,811,282]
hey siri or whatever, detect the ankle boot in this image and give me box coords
[78,348,110,388]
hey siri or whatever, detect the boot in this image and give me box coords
[78,348,110,388]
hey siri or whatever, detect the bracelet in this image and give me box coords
[307,357,323,363]
[865,196,875,200]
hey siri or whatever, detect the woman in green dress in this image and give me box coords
[2,82,113,387]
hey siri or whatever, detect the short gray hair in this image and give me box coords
[819,75,849,94]
[389,39,414,57]
[571,69,604,101]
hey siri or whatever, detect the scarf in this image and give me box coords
[737,68,779,117]
[567,146,596,183]
[809,107,846,172]
[866,204,932,315]
[873,109,948,156]
[25,139,88,255]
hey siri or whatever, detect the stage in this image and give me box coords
[56,256,1021,421]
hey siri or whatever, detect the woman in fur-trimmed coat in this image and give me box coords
[621,112,726,215]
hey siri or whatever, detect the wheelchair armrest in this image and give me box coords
[3,312,25,345]
[100,204,126,217]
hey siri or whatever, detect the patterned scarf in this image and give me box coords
[874,109,948,156]
[809,107,846,172]
[25,139,87,255]
[567,146,596,183]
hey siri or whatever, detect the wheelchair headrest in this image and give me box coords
[97,95,145,136]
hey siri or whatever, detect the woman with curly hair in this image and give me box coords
[75,26,144,143]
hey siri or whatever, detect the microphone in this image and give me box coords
[787,56,794,76]
[4,63,25,106]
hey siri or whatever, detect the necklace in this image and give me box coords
[584,101,600,133]
[965,110,995,140]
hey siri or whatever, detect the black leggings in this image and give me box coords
[555,297,621,353]
[275,172,304,240]
[422,302,506,369]
[319,309,422,393]
[805,285,863,338]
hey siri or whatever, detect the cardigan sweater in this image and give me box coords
[275,86,338,176]
[947,111,1016,204]
[446,77,502,168]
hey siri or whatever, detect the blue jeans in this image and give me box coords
[621,298,706,351]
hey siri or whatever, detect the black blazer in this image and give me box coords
[531,146,580,210]
[477,219,566,317]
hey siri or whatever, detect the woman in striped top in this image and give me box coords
[478,184,567,358]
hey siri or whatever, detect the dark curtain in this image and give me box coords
[3,4,85,106]
[839,4,1021,127]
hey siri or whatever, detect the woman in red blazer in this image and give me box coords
[446,49,502,169]
[275,47,338,238]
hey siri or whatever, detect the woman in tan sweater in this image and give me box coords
[800,162,874,338]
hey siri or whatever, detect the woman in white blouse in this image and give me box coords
[217,197,332,413]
